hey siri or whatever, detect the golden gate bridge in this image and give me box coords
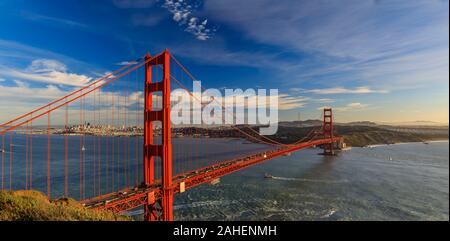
[0,49,342,221]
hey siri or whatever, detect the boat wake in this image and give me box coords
[269,176,348,184]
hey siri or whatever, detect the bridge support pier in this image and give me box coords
[144,50,173,221]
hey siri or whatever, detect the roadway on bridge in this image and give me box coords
[82,137,341,213]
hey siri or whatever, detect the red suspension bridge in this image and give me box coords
[0,50,342,221]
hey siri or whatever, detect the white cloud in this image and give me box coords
[28,59,67,73]
[0,80,148,125]
[0,59,92,87]
[0,81,66,100]
[303,86,388,95]
[203,0,449,91]
[169,88,306,112]
[313,98,335,103]
[0,39,106,77]
[319,102,369,112]
[277,94,308,110]
[115,61,138,66]
[205,0,448,59]
[13,80,28,88]
[163,0,214,40]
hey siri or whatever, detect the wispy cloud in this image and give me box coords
[132,13,165,26]
[278,94,308,110]
[313,98,335,103]
[0,80,147,124]
[295,86,388,95]
[204,0,449,91]
[0,59,92,86]
[205,0,448,59]
[0,81,66,100]
[171,88,307,111]
[166,41,297,69]
[0,39,110,87]
[21,11,88,29]
[163,0,214,40]
[318,102,369,112]
[0,39,95,69]
[115,61,138,66]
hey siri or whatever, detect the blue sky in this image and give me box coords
[0,0,448,123]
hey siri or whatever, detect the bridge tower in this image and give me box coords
[322,108,334,155]
[143,50,173,221]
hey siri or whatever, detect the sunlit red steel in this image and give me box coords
[143,50,173,221]
[83,136,342,213]
[322,108,334,155]
[0,49,342,222]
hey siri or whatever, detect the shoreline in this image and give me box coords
[9,131,449,148]
[365,139,449,148]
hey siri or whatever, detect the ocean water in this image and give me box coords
[172,141,449,221]
[2,134,448,220]
[2,135,271,200]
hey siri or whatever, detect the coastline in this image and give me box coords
[365,139,449,148]
[9,127,449,150]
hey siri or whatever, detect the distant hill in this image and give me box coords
[279,119,448,127]
[334,125,448,147]
[344,121,378,126]
[256,122,448,147]
[279,119,322,127]
[377,121,449,126]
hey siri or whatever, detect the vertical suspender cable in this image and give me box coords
[47,108,51,199]
[9,132,12,191]
[93,90,97,197]
[65,100,69,196]
[1,134,4,190]
[111,90,114,191]
[30,116,33,189]
[25,122,28,190]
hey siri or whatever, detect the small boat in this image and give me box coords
[210,178,220,185]
[81,146,86,151]
[388,156,393,161]
[264,173,273,179]
[423,142,430,145]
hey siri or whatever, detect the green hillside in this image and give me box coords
[0,190,130,221]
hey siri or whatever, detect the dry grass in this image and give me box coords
[0,190,131,221]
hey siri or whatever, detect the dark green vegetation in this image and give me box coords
[0,190,130,221]
[270,124,448,147]
[179,123,448,147]
[334,125,448,147]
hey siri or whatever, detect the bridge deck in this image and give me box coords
[82,137,342,213]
